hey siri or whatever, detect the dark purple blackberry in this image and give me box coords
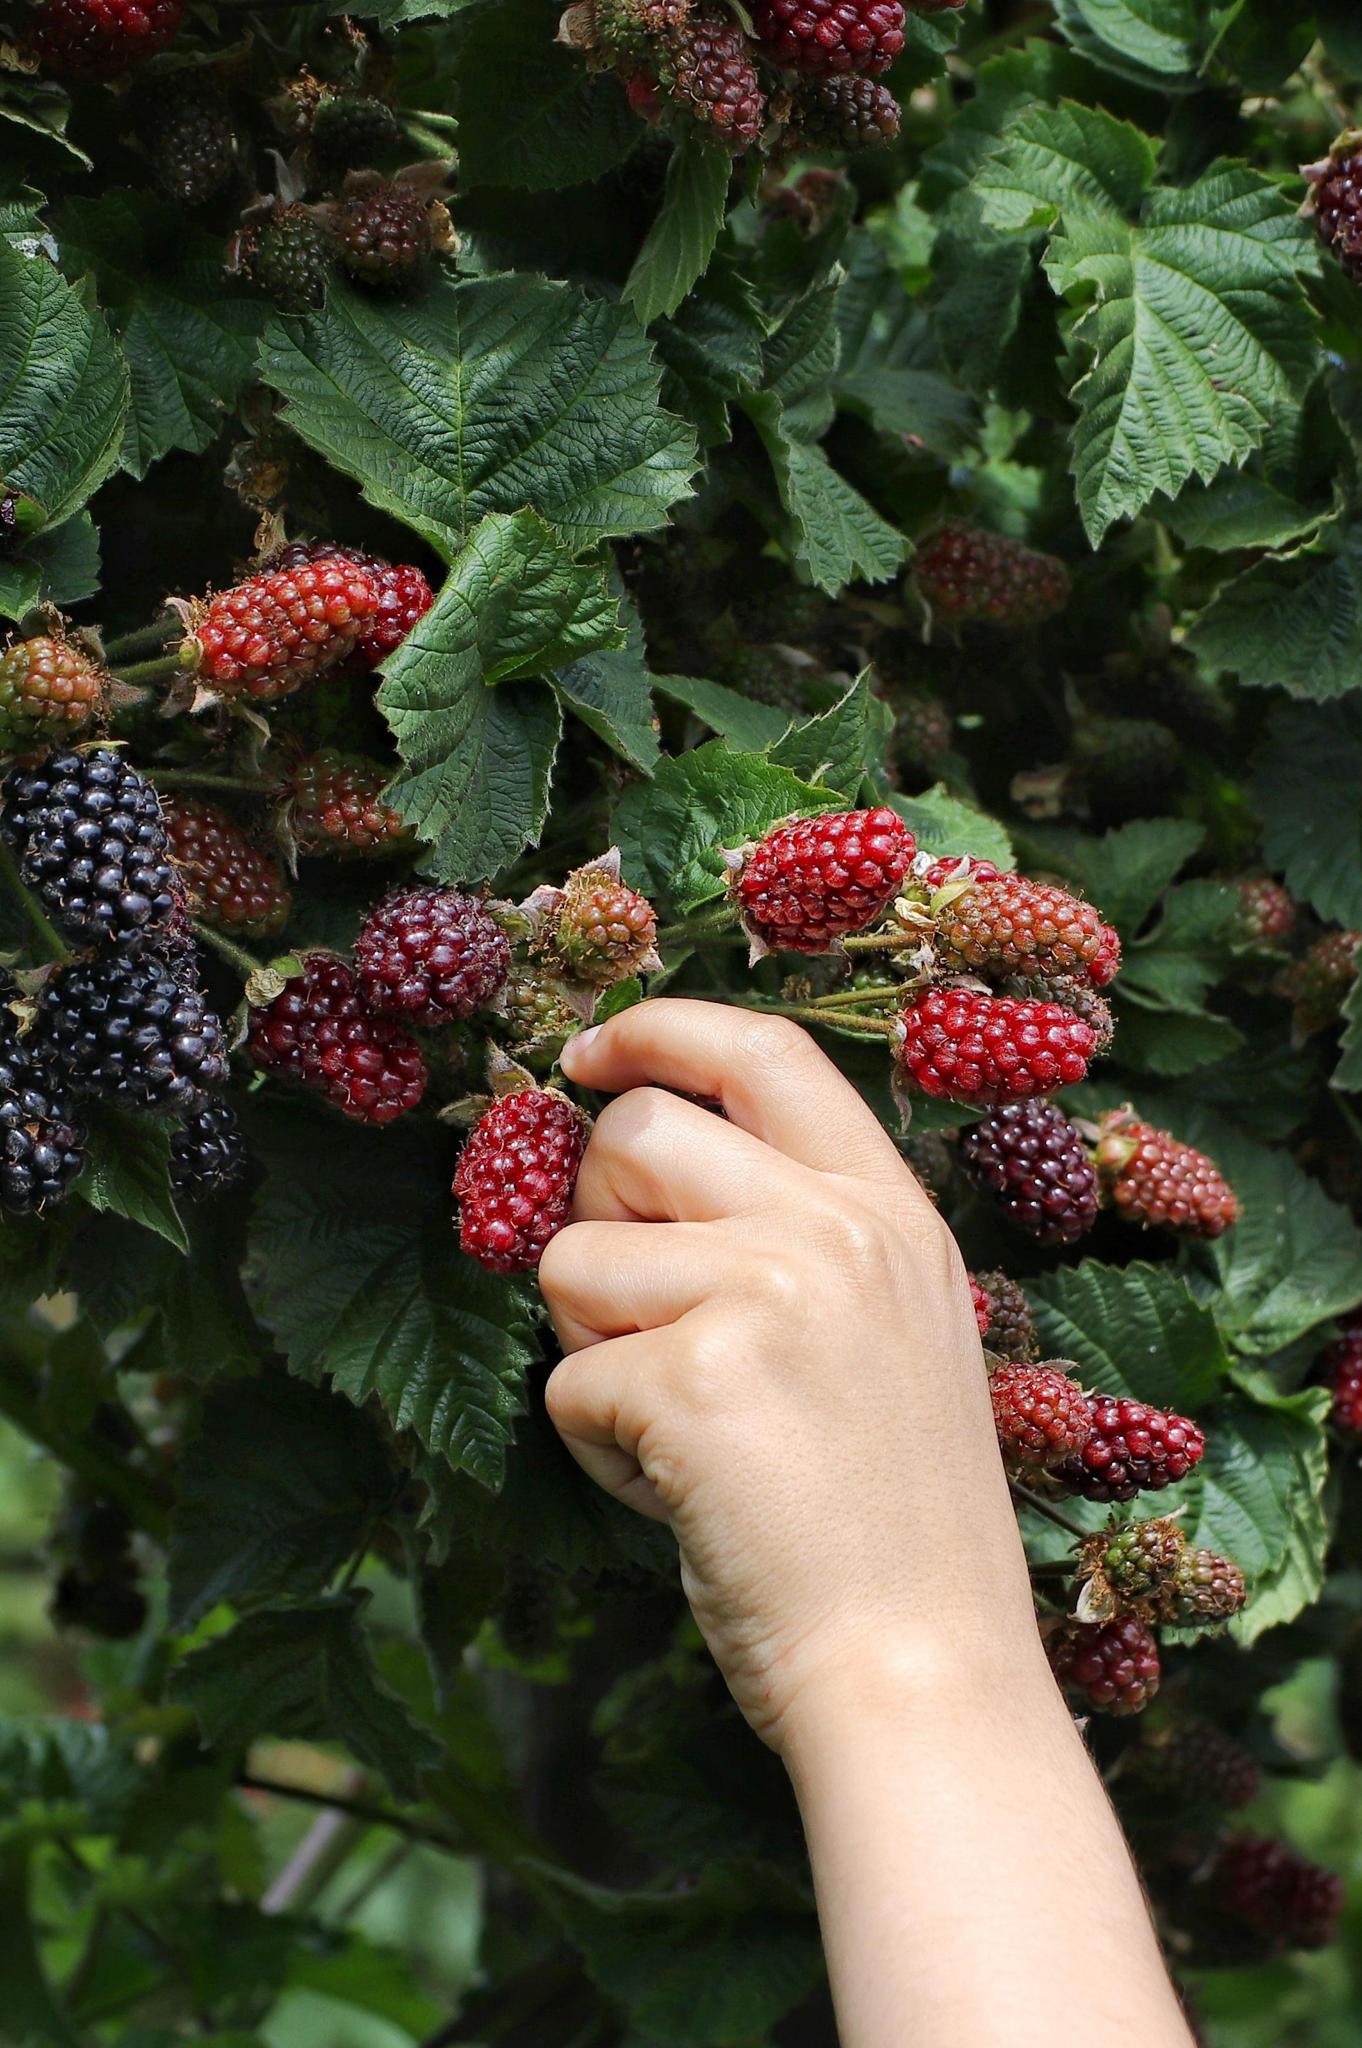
[959,1100,1099,1244]
[38,952,228,1117]
[2,748,180,951]
[0,1003,86,1216]
[355,886,510,1026]
[170,1101,246,1200]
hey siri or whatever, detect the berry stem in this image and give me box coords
[1007,1478,1089,1541]
[732,996,897,1039]
[109,651,186,687]
[101,619,173,661]
[840,929,929,954]
[192,920,264,979]
[656,904,739,947]
[0,836,71,965]
[808,985,900,1011]
[151,768,268,795]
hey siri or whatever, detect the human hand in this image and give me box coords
[541,998,1046,1752]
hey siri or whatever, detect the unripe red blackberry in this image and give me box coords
[931,870,1120,987]
[1096,1113,1239,1239]
[1098,1518,1187,1601]
[0,991,87,1216]
[0,635,105,752]
[251,204,337,312]
[1132,1718,1260,1813]
[657,0,766,150]
[1323,1312,1362,1435]
[28,0,184,77]
[1046,1615,1161,1717]
[733,808,915,954]
[455,1087,588,1272]
[1158,1547,1247,1625]
[1055,1395,1206,1505]
[310,93,402,179]
[990,1363,1090,1471]
[284,751,414,859]
[1282,929,1361,1035]
[972,1270,1039,1362]
[248,955,427,1125]
[1212,1835,1344,1950]
[169,1102,246,1201]
[187,559,379,703]
[960,1101,1100,1244]
[897,988,1097,1107]
[2,747,181,951]
[163,798,291,940]
[1306,136,1362,282]
[913,523,1069,628]
[751,0,905,76]
[259,541,435,669]
[551,865,660,986]
[782,73,901,153]
[334,180,435,289]
[38,952,229,1117]
[145,85,236,206]
[355,887,510,1026]
[1230,874,1296,948]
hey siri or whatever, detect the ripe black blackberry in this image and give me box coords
[310,93,401,178]
[0,995,86,1216]
[170,1102,246,1201]
[38,952,229,1117]
[144,85,235,206]
[960,1100,1099,1244]
[2,747,181,951]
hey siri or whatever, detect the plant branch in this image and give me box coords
[192,921,265,979]
[237,1773,462,1854]
[150,768,269,795]
[108,652,184,689]
[1007,1479,1088,1542]
[729,996,897,1039]
[101,620,173,661]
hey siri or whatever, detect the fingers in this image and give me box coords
[560,998,906,1186]
[544,1331,677,1522]
[570,1083,805,1224]
[539,1219,729,1349]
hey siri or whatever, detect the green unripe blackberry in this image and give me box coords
[1102,1518,1186,1600]
[310,93,401,177]
[253,205,336,312]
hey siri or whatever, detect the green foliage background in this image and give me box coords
[2,0,1362,2040]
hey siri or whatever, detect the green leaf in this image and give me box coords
[1053,0,1204,87]
[0,1847,83,2046]
[55,193,265,480]
[977,108,1319,543]
[168,1375,394,1629]
[0,511,99,624]
[1186,525,1362,699]
[1251,699,1362,930]
[259,275,697,559]
[378,509,619,880]
[168,1596,441,1802]
[1028,1260,1232,1411]
[1110,1003,1243,1078]
[0,75,91,169]
[612,744,835,913]
[552,583,661,774]
[1334,973,1362,1094]
[1019,817,1202,935]
[625,137,733,330]
[891,786,1015,870]
[832,233,976,459]
[75,1107,187,1254]
[0,240,128,536]
[651,672,790,751]
[769,673,890,802]
[654,262,765,447]
[247,1102,540,1488]
[1119,878,1239,1015]
[454,0,639,190]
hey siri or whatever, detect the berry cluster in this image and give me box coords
[248,954,428,1126]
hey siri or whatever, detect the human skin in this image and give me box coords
[539,998,1194,2048]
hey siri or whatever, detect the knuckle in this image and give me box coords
[746,1249,806,1315]
[535,1226,579,1301]
[743,1011,816,1074]
[593,1085,670,1151]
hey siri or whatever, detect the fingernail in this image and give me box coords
[563,1025,600,1069]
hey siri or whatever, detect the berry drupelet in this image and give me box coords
[1096,1114,1239,1238]
[38,953,229,1117]
[989,1363,1091,1472]
[0,992,87,1216]
[1046,1615,1161,1717]
[960,1101,1101,1244]
[356,887,510,1026]
[2,748,180,951]
[897,989,1097,1107]
[751,0,905,76]
[455,1088,588,1273]
[164,798,291,940]
[734,808,915,954]
[248,955,427,1126]
[1158,1547,1247,1625]
[1306,136,1362,282]
[0,635,105,752]
[1055,1395,1206,1505]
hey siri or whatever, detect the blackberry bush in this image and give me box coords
[2,2,1360,2039]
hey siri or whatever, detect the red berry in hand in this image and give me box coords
[0,635,105,751]
[931,870,1120,987]
[990,1363,1090,1471]
[248,955,426,1125]
[1055,1395,1206,1504]
[188,560,379,702]
[28,0,184,77]
[285,750,413,859]
[164,798,291,940]
[455,1088,587,1273]
[960,1101,1100,1244]
[972,1270,1039,1361]
[897,989,1097,1107]
[913,523,1069,628]
[1323,1311,1362,1434]
[734,808,915,954]
[1096,1115,1239,1238]
[1047,1615,1161,1717]
[1212,1835,1344,1950]
[355,886,510,1026]
[752,0,905,77]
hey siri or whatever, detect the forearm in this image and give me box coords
[784,1638,1195,2048]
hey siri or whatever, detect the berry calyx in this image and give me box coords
[455,1087,588,1273]
[355,886,511,1026]
[1046,1615,1161,1717]
[972,1270,1039,1361]
[2,747,181,951]
[897,988,1097,1107]
[170,1102,246,1201]
[913,523,1069,628]
[751,0,906,77]
[1096,1113,1239,1239]
[248,955,427,1125]
[38,952,229,1117]
[734,807,915,954]
[0,635,106,752]
[549,860,660,987]
[931,870,1120,988]
[1055,1395,1206,1505]
[28,0,184,77]
[284,750,414,859]
[334,180,435,289]
[1323,1311,1362,1435]
[1211,1835,1344,1950]
[990,1362,1091,1471]
[187,560,380,703]
[960,1101,1100,1246]
[164,798,291,940]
